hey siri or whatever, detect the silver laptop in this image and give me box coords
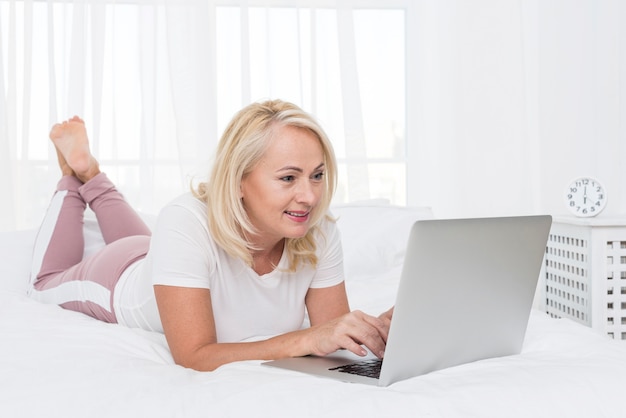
[263,215,552,386]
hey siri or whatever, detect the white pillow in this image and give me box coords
[0,210,157,295]
[0,202,427,294]
[0,229,37,295]
[331,200,434,279]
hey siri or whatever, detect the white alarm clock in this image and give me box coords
[564,177,607,217]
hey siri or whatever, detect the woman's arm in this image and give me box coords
[155,284,311,371]
[155,282,390,371]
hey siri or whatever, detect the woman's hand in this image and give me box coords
[305,310,390,359]
[304,284,393,359]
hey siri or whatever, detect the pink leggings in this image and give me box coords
[31,173,151,323]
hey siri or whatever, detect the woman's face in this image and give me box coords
[240,124,325,248]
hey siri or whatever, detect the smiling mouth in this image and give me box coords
[285,211,308,218]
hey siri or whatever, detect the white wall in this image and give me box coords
[406,0,626,220]
[537,0,626,218]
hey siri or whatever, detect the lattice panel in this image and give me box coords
[542,218,626,341]
[545,229,591,325]
[605,240,626,340]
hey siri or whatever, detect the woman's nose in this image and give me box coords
[295,180,317,204]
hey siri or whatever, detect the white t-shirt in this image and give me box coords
[143,193,345,342]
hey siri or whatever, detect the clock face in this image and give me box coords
[565,177,607,217]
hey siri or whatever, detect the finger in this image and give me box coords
[348,317,387,358]
[327,323,369,357]
[342,339,369,357]
[361,313,390,341]
[378,307,394,329]
[381,306,394,320]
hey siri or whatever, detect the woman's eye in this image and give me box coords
[313,172,324,181]
[280,175,295,182]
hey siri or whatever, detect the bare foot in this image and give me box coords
[49,116,100,183]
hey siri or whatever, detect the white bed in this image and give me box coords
[2,202,626,418]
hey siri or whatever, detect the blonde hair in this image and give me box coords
[194,99,337,271]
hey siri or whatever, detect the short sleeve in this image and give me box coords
[148,197,214,289]
[308,217,345,289]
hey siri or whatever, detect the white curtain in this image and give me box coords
[1,0,625,231]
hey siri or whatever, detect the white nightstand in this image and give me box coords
[542,216,626,340]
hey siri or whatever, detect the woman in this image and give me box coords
[31,100,392,371]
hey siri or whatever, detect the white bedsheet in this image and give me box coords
[2,288,626,418]
[2,203,626,417]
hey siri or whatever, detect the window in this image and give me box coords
[1,1,409,229]
[214,6,406,203]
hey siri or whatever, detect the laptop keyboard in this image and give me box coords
[328,358,382,379]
